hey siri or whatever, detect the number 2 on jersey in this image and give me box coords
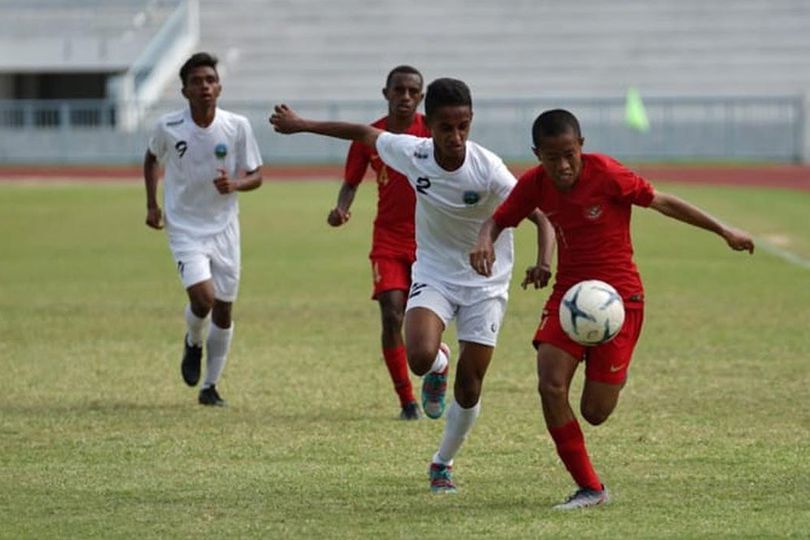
[416,176,431,194]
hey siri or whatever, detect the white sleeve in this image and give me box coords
[489,159,518,201]
[238,118,263,171]
[147,121,167,161]
[375,132,419,182]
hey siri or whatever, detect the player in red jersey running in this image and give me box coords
[471,109,754,509]
[327,66,430,420]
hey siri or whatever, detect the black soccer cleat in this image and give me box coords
[198,385,226,407]
[181,334,202,387]
[400,401,421,420]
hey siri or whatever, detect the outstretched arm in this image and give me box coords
[269,104,382,147]
[649,191,754,253]
[328,181,358,226]
[522,209,555,289]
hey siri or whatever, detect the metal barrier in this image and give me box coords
[0,95,805,164]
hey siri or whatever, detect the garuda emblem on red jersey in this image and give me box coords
[376,166,389,186]
[371,154,389,186]
[584,204,603,220]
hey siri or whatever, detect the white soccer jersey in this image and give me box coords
[375,132,516,296]
[148,107,263,237]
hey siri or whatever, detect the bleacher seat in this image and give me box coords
[182,0,810,102]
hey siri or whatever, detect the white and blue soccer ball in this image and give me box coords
[559,280,625,346]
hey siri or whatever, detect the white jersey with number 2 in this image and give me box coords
[148,107,262,237]
[375,132,516,297]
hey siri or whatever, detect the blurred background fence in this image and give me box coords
[1,0,809,165]
[0,94,805,164]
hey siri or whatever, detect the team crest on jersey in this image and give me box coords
[463,191,480,205]
[413,150,429,159]
[584,204,603,220]
[214,143,228,159]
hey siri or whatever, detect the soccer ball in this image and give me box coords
[559,280,625,346]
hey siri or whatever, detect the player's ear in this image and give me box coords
[532,147,542,161]
[382,87,389,100]
[579,137,585,148]
[181,86,189,99]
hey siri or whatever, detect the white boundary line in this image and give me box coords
[755,237,810,270]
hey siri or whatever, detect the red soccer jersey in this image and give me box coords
[493,153,655,306]
[344,114,430,259]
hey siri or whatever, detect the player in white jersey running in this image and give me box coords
[144,52,263,407]
[270,78,554,492]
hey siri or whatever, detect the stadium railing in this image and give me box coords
[0,95,805,164]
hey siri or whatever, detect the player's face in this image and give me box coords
[428,105,472,169]
[533,130,584,191]
[383,73,423,120]
[181,66,221,107]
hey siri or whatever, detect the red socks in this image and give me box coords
[383,346,415,406]
[548,420,602,491]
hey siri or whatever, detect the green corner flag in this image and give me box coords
[625,87,650,132]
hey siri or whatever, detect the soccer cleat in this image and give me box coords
[553,485,609,510]
[198,385,226,407]
[181,334,202,387]
[429,463,457,493]
[421,343,450,420]
[399,401,421,420]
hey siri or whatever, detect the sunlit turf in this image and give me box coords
[1,179,808,538]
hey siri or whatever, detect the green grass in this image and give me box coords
[1,179,809,538]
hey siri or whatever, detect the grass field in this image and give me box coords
[1,179,809,538]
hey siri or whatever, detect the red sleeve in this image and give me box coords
[603,156,655,207]
[344,140,371,186]
[492,168,543,228]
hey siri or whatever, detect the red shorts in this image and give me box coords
[533,304,644,384]
[370,257,412,300]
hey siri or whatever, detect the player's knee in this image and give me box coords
[380,305,404,333]
[189,291,214,315]
[211,302,232,328]
[537,376,568,403]
[454,381,482,408]
[581,404,611,426]
[406,346,434,376]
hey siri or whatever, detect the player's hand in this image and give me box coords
[521,264,552,290]
[722,227,755,254]
[469,241,496,277]
[269,104,305,134]
[327,207,351,227]
[213,168,239,194]
[145,206,163,229]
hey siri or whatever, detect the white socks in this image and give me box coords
[433,399,481,466]
[203,322,233,389]
[429,346,448,374]
[185,304,208,346]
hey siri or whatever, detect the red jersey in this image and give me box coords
[344,114,431,259]
[493,153,655,306]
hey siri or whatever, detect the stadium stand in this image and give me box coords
[1,0,809,163]
[190,0,810,101]
[0,0,179,75]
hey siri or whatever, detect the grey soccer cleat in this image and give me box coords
[553,485,609,510]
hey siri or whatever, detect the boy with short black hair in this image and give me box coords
[270,78,554,492]
[144,52,263,406]
[472,108,754,509]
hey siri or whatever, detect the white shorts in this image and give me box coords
[406,281,507,347]
[168,219,241,302]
